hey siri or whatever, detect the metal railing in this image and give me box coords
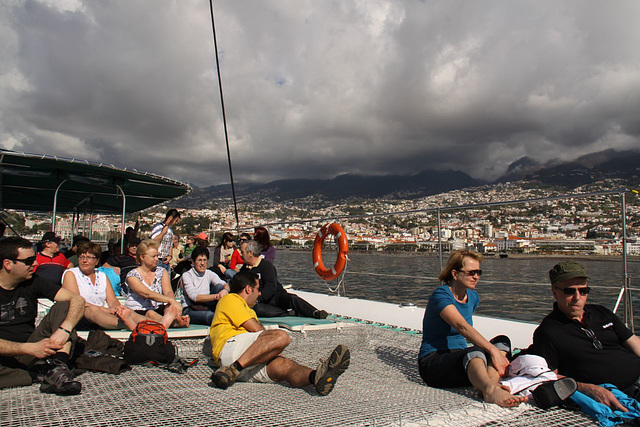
[233,188,635,332]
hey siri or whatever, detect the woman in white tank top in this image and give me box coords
[62,241,148,330]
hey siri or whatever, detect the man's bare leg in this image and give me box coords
[266,356,312,387]
[236,330,290,367]
[467,358,527,407]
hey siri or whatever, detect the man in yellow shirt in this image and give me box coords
[209,271,349,395]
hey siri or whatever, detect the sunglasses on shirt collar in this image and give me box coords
[11,255,37,266]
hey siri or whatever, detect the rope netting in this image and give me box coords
[1,325,596,426]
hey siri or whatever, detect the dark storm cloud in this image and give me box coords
[1,0,639,186]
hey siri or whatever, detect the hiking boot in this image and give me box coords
[40,359,82,396]
[314,345,350,396]
[314,310,329,319]
[210,365,239,390]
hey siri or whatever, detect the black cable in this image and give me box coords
[208,0,240,232]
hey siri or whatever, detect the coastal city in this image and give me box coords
[5,179,639,257]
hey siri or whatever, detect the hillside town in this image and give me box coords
[4,180,640,257]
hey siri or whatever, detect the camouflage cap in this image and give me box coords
[549,260,588,285]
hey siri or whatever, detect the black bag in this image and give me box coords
[74,329,131,374]
[124,320,176,364]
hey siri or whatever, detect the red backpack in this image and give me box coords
[124,320,175,364]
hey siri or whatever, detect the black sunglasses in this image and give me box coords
[581,327,603,350]
[556,286,591,296]
[12,256,37,266]
[456,269,482,277]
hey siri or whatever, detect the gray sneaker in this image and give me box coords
[210,364,239,390]
[314,345,350,396]
[40,359,82,396]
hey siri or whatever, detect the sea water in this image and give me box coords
[276,249,640,326]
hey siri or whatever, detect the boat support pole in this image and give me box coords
[621,192,634,332]
[437,208,443,271]
[116,185,126,254]
[52,179,68,233]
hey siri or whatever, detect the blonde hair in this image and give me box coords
[438,250,483,284]
[136,239,160,263]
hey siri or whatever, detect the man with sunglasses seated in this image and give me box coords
[0,237,85,395]
[528,260,640,410]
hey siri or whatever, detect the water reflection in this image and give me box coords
[277,250,640,325]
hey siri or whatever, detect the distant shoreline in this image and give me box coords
[279,247,640,262]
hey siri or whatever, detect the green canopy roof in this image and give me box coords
[0,149,191,213]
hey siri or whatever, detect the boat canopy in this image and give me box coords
[0,149,191,214]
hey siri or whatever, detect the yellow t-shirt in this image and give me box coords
[210,293,259,359]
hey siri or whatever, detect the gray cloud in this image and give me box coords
[1,0,639,187]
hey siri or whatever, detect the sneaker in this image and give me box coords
[314,345,350,396]
[40,359,82,396]
[314,310,329,319]
[210,365,239,390]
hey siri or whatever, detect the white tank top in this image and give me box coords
[124,268,164,311]
[64,267,108,306]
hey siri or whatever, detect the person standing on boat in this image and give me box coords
[418,249,527,408]
[61,242,147,331]
[0,236,84,395]
[150,208,181,272]
[239,240,327,319]
[209,270,350,394]
[181,246,229,325]
[528,261,640,409]
[124,239,189,329]
[254,226,276,263]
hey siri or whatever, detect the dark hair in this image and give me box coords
[76,241,102,259]
[165,209,181,221]
[230,271,258,294]
[438,250,483,283]
[191,246,210,261]
[253,226,271,250]
[239,232,251,241]
[72,235,90,247]
[0,223,6,235]
[0,236,34,264]
[219,232,235,247]
[127,236,141,247]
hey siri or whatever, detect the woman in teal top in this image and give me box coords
[418,250,527,408]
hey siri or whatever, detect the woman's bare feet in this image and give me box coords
[161,304,180,329]
[483,385,528,407]
[172,315,190,328]
[115,306,138,330]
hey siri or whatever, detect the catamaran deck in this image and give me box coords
[2,323,597,426]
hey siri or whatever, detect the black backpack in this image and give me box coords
[124,320,176,364]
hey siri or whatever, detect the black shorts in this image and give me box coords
[418,335,511,388]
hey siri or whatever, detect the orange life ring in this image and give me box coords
[312,222,348,281]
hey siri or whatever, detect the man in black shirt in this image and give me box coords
[239,240,327,319]
[103,237,141,293]
[529,260,640,411]
[0,237,85,395]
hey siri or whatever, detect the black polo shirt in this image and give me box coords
[529,303,640,390]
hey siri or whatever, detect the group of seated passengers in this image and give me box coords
[31,226,307,331]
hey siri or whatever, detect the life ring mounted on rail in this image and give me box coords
[312,222,349,281]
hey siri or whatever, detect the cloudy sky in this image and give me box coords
[1,0,639,187]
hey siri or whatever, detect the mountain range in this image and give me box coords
[177,149,640,206]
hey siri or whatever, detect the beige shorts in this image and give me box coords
[219,331,274,383]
